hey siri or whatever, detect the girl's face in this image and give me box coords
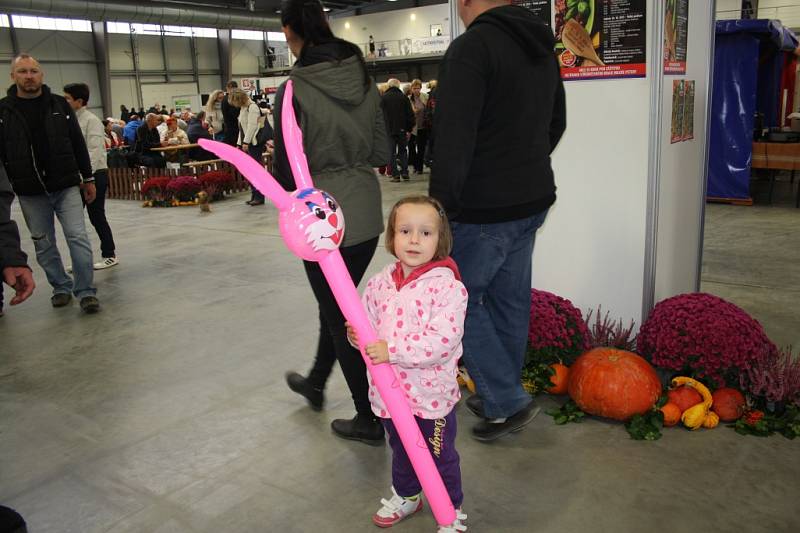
[216,92,224,102]
[393,203,440,276]
[412,85,421,97]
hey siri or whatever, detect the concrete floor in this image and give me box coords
[1,176,798,533]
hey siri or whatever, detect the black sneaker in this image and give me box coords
[391,175,401,183]
[331,414,385,446]
[401,175,410,181]
[285,372,324,411]
[471,402,541,442]
[465,395,484,418]
[51,293,72,308]
[79,296,100,314]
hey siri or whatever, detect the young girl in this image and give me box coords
[348,196,468,532]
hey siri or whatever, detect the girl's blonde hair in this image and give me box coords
[410,79,423,89]
[385,196,452,261]
[228,88,251,108]
[205,89,224,113]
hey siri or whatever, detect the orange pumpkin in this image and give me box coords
[567,348,662,421]
[546,363,570,394]
[667,386,702,413]
[711,388,746,422]
[660,402,682,427]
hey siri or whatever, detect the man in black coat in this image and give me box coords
[134,114,166,168]
[0,165,35,316]
[0,54,99,313]
[429,0,566,442]
[186,111,215,161]
[380,78,414,181]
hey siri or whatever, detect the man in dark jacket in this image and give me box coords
[0,54,100,313]
[134,113,166,168]
[186,111,215,161]
[221,80,240,147]
[0,165,35,316]
[380,78,414,182]
[429,0,566,441]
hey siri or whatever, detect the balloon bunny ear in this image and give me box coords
[197,139,292,211]
[282,80,314,190]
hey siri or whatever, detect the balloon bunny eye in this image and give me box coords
[313,206,326,219]
[327,198,337,212]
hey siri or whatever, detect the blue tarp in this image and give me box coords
[707,19,799,200]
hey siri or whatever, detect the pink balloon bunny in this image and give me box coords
[198,81,456,526]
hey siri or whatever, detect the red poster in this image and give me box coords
[664,0,689,75]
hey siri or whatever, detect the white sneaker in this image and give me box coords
[94,257,119,270]
[437,509,467,532]
[372,486,423,528]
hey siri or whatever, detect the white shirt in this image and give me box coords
[75,107,107,172]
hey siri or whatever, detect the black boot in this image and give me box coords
[285,372,324,411]
[331,414,385,446]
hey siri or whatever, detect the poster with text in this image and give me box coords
[664,0,688,74]
[513,0,552,28]
[682,80,695,141]
[670,80,685,144]
[555,0,647,81]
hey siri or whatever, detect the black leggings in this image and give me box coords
[303,236,379,416]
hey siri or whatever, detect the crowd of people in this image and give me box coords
[1,0,565,531]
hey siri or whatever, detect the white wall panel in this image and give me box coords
[136,35,165,71]
[196,38,220,70]
[141,82,198,110]
[108,33,134,70]
[110,78,140,115]
[15,29,95,61]
[0,28,15,57]
[330,4,451,49]
[199,75,223,94]
[232,39,262,76]
[165,36,192,70]
[654,3,715,303]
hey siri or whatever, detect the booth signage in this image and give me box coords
[664,0,689,74]
[512,0,552,28]
[670,79,695,143]
[554,0,647,81]
[240,78,256,90]
[411,37,450,54]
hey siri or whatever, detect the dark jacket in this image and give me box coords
[135,122,161,154]
[0,165,28,270]
[221,95,240,144]
[0,84,92,196]
[381,86,414,137]
[273,40,388,247]
[429,5,566,223]
[186,118,215,160]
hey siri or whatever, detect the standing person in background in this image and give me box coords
[422,79,437,167]
[204,90,226,140]
[275,0,389,445]
[407,79,428,175]
[119,104,130,122]
[63,83,119,270]
[368,35,376,57]
[228,89,265,206]
[221,81,240,147]
[0,54,100,313]
[381,78,414,182]
[429,0,566,442]
[0,165,36,317]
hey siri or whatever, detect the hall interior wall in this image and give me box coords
[329,4,452,49]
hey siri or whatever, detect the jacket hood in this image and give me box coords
[470,5,555,60]
[5,83,51,101]
[292,42,369,107]
[389,256,462,291]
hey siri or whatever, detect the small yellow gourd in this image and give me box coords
[702,411,720,429]
[671,377,716,430]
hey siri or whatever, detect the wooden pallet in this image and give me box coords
[706,196,754,206]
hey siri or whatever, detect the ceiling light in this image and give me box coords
[323,7,330,11]
[410,14,416,21]
[345,21,350,29]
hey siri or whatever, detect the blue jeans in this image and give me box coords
[451,210,549,419]
[17,186,96,299]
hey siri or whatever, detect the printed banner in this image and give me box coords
[555,0,647,81]
[664,0,689,74]
[671,79,695,143]
[513,0,553,28]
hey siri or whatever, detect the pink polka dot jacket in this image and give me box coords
[363,258,468,419]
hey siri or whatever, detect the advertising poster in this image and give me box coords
[664,0,689,74]
[682,80,695,141]
[670,80,685,144]
[554,0,647,81]
[513,0,552,28]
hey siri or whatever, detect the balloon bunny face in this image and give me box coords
[280,188,345,261]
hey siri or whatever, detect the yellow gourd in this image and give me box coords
[670,377,717,430]
[702,411,720,429]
